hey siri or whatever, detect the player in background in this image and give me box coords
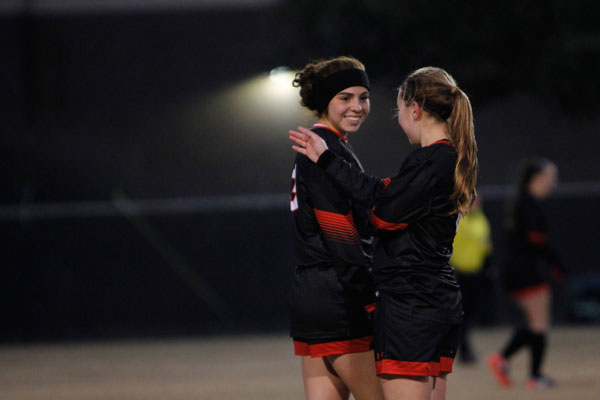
[290,66,478,400]
[450,195,493,364]
[488,158,566,390]
[288,56,383,400]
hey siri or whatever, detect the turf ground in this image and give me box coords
[1,326,598,399]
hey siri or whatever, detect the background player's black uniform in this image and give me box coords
[503,192,564,294]
[289,125,375,342]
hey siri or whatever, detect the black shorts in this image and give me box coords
[502,257,547,293]
[289,263,374,355]
[373,292,460,377]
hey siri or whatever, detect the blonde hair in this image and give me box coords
[399,66,478,215]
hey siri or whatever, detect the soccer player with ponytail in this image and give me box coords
[290,66,478,400]
[488,157,564,390]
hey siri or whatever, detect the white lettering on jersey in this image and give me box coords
[290,164,298,212]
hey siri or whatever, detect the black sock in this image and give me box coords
[502,327,532,359]
[530,332,547,377]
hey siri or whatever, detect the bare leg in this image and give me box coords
[327,351,383,400]
[516,290,552,380]
[517,290,551,333]
[301,355,350,400]
[431,372,448,400]
[379,374,432,400]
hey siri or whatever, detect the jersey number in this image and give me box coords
[290,164,298,212]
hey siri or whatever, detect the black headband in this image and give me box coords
[314,69,370,113]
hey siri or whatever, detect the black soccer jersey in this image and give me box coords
[317,139,463,323]
[290,125,373,280]
[503,192,564,292]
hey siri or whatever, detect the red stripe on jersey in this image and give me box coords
[381,177,392,190]
[526,231,548,244]
[371,212,408,231]
[294,336,373,357]
[364,302,376,313]
[314,209,359,243]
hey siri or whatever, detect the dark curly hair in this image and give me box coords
[293,56,366,116]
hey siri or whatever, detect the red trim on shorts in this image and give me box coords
[376,357,454,377]
[509,283,549,300]
[439,356,454,373]
[364,302,376,313]
[294,336,373,358]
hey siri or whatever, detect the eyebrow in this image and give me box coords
[337,90,370,96]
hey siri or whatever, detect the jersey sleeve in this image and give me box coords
[317,149,389,207]
[370,156,435,232]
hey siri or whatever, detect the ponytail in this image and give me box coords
[400,67,478,215]
[447,88,478,215]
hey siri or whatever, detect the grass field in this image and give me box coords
[1,326,598,399]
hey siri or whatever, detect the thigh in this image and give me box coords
[431,372,448,400]
[379,374,432,400]
[327,351,383,400]
[301,356,349,400]
[517,289,551,332]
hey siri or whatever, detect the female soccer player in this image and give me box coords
[488,157,564,390]
[288,56,383,400]
[290,66,478,400]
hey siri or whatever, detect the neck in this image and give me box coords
[317,118,347,138]
[419,121,449,147]
[527,184,545,200]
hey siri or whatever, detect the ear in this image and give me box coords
[411,102,422,120]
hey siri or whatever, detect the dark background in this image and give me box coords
[1,0,599,342]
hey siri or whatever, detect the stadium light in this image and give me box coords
[269,66,295,85]
[181,66,313,140]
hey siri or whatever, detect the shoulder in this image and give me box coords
[313,127,339,144]
[403,144,455,172]
[426,144,456,175]
[295,153,325,182]
[312,126,347,153]
[518,193,540,210]
[428,143,457,162]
